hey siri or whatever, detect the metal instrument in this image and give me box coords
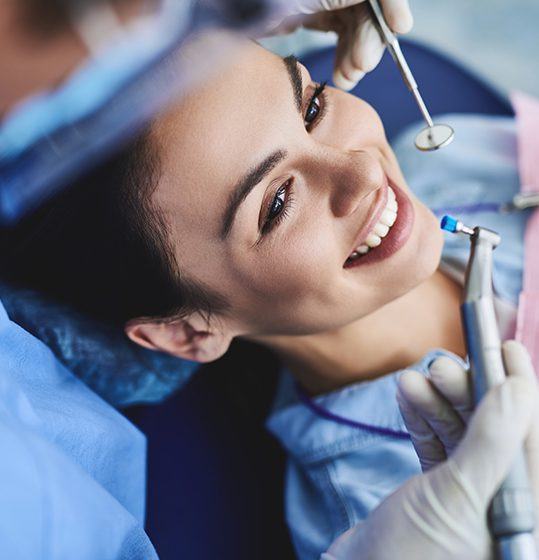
[441,214,536,560]
[368,0,454,151]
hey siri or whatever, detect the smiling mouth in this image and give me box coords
[343,179,414,268]
[345,186,398,266]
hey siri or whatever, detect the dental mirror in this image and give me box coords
[414,123,455,152]
[368,0,455,152]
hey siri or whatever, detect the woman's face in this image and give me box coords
[152,40,443,337]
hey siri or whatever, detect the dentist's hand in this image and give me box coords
[322,341,539,560]
[278,0,413,90]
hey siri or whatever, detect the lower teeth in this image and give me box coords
[347,251,366,263]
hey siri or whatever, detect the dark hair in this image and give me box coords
[0,133,228,327]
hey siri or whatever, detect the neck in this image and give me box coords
[256,270,466,395]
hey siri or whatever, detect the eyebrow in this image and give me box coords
[220,150,287,239]
[283,55,303,113]
[219,56,303,239]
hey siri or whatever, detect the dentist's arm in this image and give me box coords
[277,0,413,90]
[322,341,539,560]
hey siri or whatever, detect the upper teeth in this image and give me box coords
[348,187,398,260]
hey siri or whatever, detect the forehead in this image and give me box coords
[151,42,292,237]
[155,42,288,178]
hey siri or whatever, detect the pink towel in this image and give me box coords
[511,91,539,374]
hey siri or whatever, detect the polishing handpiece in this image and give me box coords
[368,0,454,151]
[441,215,536,560]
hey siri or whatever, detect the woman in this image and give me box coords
[1,36,531,558]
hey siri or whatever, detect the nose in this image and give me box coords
[318,148,386,218]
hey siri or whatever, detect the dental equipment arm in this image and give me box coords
[440,216,536,559]
[323,352,539,560]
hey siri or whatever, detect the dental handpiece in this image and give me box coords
[441,215,536,560]
[368,0,454,151]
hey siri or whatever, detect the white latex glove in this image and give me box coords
[275,0,413,90]
[322,341,539,560]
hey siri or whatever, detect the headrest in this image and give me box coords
[0,282,200,408]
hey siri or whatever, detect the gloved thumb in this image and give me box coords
[449,375,536,507]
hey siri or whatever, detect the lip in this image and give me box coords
[347,180,389,255]
[343,177,415,269]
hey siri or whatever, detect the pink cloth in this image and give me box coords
[511,91,539,374]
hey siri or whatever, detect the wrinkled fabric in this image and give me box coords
[0,301,157,559]
[267,114,530,560]
[0,284,199,408]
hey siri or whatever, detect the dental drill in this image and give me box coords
[368,0,454,151]
[441,215,536,560]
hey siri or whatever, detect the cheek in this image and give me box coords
[226,222,341,327]
[326,201,444,325]
[223,200,443,335]
[330,92,386,151]
[411,200,445,280]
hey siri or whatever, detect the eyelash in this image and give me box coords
[261,82,328,235]
[304,81,328,131]
[261,179,295,235]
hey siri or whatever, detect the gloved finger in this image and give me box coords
[293,0,413,33]
[451,375,537,507]
[502,340,539,515]
[348,11,385,72]
[428,357,474,423]
[333,18,365,90]
[502,340,537,382]
[337,0,413,86]
[397,377,447,471]
[380,0,413,33]
[291,0,366,15]
[333,11,384,90]
[398,369,466,458]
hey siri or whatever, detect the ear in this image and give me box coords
[125,313,234,363]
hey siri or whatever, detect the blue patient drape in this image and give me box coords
[0,299,157,559]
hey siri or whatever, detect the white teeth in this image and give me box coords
[365,233,382,247]
[387,198,398,212]
[346,186,400,263]
[373,222,390,238]
[380,208,397,227]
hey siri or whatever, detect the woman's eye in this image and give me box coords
[304,97,321,126]
[261,178,294,235]
[268,185,286,221]
[303,82,327,131]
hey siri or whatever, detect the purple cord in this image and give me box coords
[293,201,504,441]
[295,384,410,440]
[432,202,501,216]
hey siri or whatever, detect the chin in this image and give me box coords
[380,200,444,306]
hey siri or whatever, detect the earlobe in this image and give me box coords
[125,315,233,363]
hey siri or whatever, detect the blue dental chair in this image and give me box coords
[0,39,513,560]
[124,39,512,560]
